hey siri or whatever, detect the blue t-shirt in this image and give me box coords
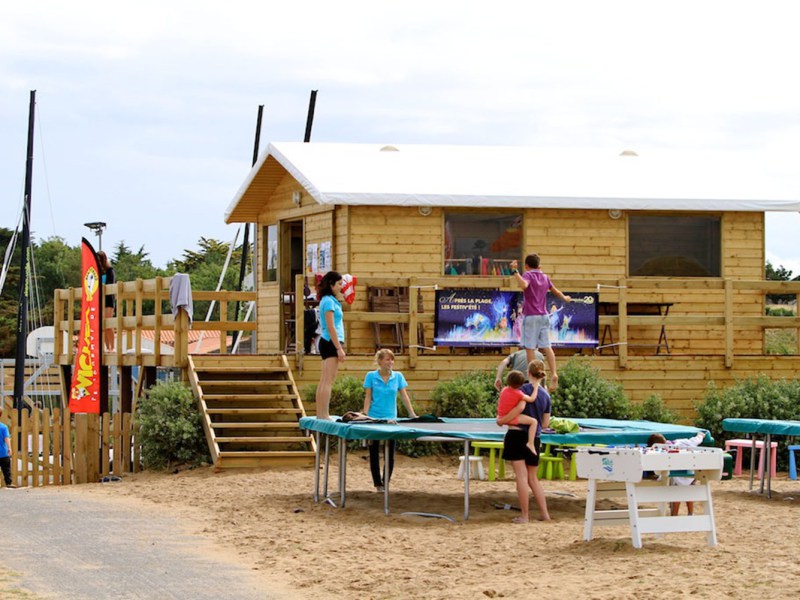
[319,295,345,343]
[363,370,408,419]
[519,383,551,436]
[0,421,10,458]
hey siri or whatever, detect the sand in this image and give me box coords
[62,452,800,599]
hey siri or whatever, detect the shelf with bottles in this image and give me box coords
[444,257,516,276]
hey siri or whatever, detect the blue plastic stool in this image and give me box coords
[789,445,800,480]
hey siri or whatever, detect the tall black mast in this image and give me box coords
[233,105,264,334]
[13,90,36,418]
[304,90,318,143]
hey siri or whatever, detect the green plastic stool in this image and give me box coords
[472,441,506,481]
[537,444,565,480]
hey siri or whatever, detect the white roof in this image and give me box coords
[225,142,800,221]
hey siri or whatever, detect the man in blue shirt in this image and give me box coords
[0,406,14,488]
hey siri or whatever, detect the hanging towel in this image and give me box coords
[170,273,193,326]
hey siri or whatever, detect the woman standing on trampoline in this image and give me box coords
[315,271,345,420]
[363,348,417,491]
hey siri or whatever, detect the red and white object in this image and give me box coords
[341,274,357,304]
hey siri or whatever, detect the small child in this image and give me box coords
[647,431,706,516]
[496,370,538,456]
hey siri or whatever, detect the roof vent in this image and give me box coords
[380,145,399,152]
[619,150,638,157]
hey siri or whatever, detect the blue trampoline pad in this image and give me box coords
[723,418,800,437]
[299,417,712,446]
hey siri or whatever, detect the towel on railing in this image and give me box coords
[170,273,193,326]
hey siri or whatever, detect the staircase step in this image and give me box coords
[216,436,313,444]
[199,380,291,387]
[211,422,303,429]
[218,450,316,458]
[196,366,289,373]
[203,394,298,401]
[206,408,302,415]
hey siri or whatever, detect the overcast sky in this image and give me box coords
[2,0,800,275]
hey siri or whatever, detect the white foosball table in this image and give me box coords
[576,446,724,548]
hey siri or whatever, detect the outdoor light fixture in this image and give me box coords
[608,210,623,220]
[84,221,107,251]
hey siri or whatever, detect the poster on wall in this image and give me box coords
[433,289,599,348]
[306,243,318,273]
[319,241,331,273]
[434,289,523,347]
[545,292,599,349]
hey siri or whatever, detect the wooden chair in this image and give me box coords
[368,287,405,352]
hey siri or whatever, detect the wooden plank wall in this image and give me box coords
[289,353,800,422]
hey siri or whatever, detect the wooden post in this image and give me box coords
[122,413,132,474]
[66,286,76,365]
[31,408,40,487]
[62,410,72,484]
[154,276,163,365]
[295,273,305,369]
[724,278,734,368]
[409,277,418,369]
[53,290,63,359]
[101,413,111,477]
[42,408,51,487]
[218,300,228,354]
[52,408,62,485]
[618,279,628,369]
[173,307,189,369]
[73,413,100,484]
[135,278,144,357]
[120,366,133,414]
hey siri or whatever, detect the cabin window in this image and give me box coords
[629,215,721,277]
[444,213,522,275]
[262,224,278,282]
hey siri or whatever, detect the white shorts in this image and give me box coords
[522,315,551,349]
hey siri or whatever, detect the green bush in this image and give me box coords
[136,381,209,470]
[630,394,680,423]
[431,370,498,418]
[304,376,365,416]
[765,328,798,355]
[550,358,632,419]
[765,305,796,317]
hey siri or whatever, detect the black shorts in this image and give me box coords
[318,337,339,360]
[502,429,540,466]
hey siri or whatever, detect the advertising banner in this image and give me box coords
[69,238,102,414]
[434,289,599,349]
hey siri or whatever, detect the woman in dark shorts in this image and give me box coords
[498,359,552,523]
[315,271,345,420]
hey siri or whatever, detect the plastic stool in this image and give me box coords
[537,444,565,480]
[472,441,506,481]
[457,456,486,480]
[789,445,800,481]
[723,439,777,479]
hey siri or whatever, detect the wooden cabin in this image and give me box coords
[223,142,800,419]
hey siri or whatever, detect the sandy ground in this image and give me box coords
[33,452,800,600]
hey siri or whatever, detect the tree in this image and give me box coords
[765,260,798,304]
[112,241,163,282]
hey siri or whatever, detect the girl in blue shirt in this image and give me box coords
[315,271,345,420]
[363,349,417,491]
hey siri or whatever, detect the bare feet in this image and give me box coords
[512,516,529,524]
[538,515,552,521]
[526,442,538,456]
[548,373,559,392]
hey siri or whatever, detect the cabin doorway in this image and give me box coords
[280,220,304,352]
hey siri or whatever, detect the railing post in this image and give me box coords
[173,307,189,369]
[295,273,305,370]
[725,278,734,368]
[153,277,163,365]
[618,278,628,369]
[218,300,228,354]
[53,290,63,359]
[409,276,418,369]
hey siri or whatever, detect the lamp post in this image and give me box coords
[84,221,107,251]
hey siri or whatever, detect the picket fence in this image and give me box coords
[1,408,140,487]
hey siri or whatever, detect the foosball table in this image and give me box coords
[576,446,724,548]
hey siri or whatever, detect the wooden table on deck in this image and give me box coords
[598,301,673,355]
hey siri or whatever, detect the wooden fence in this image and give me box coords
[0,407,140,487]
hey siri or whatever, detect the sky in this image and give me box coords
[2,0,800,274]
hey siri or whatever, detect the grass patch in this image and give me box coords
[765,328,798,355]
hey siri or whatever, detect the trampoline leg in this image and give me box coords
[339,436,347,508]
[464,439,470,521]
[313,430,321,502]
[323,434,331,500]
[384,439,390,515]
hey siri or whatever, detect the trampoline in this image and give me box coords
[723,418,800,498]
[300,417,711,520]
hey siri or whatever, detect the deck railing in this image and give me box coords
[289,275,800,369]
[53,277,256,369]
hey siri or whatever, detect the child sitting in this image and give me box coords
[647,431,706,515]
[496,370,538,456]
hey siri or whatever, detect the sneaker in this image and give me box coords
[375,485,385,492]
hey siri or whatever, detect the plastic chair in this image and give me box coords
[789,445,800,481]
[723,438,777,479]
[472,441,506,481]
[537,444,565,480]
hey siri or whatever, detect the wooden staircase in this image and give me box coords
[188,355,316,469]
